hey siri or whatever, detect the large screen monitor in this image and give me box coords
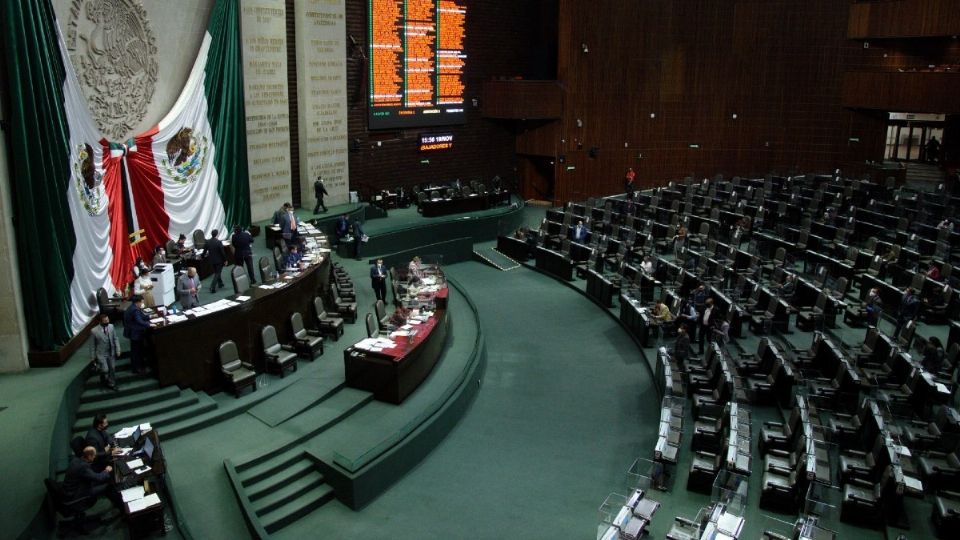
[368,0,467,130]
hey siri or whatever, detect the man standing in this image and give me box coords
[231,226,256,285]
[895,287,920,337]
[123,295,151,374]
[205,229,227,293]
[352,219,365,260]
[63,446,121,509]
[314,176,329,214]
[177,267,201,310]
[90,314,120,390]
[570,220,589,243]
[673,325,690,366]
[280,205,299,246]
[335,214,350,243]
[699,298,715,354]
[371,258,388,302]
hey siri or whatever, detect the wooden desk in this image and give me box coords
[534,246,574,281]
[419,190,511,217]
[343,287,450,404]
[151,259,330,393]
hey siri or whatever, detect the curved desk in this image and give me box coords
[150,259,330,394]
[344,287,450,404]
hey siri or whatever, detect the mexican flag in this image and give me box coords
[1,0,249,349]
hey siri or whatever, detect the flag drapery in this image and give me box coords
[1,0,250,350]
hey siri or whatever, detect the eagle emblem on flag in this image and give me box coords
[161,127,209,185]
[73,143,105,215]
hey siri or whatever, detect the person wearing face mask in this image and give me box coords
[90,313,121,390]
[153,244,167,265]
[280,203,300,246]
[134,269,155,307]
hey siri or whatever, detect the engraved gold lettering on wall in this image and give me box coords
[295,0,350,207]
[241,0,293,222]
[66,0,159,140]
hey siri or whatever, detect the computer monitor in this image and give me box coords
[130,425,142,444]
[140,436,155,461]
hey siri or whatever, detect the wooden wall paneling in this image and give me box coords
[480,80,563,120]
[848,0,960,40]
[842,72,960,113]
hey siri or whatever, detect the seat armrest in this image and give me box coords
[767,464,793,476]
[306,329,322,337]
[242,361,255,371]
[847,477,875,489]
[281,344,296,352]
[763,421,785,428]
[842,449,868,458]
[767,449,790,458]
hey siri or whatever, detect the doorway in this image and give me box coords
[885,112,945,163]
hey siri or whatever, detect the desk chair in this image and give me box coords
[219,340,257,397]
[290,312,323,360]
[258,256,276,284]
[231,266,250,295]
[312,297,344,340]
[365,313,381,338]
[44,478,98,536]
[165,240,181,265]
[96,288,130,322]
[192,229,206,251]
[261,325,298,377]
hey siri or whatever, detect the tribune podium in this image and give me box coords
[150,264,175,307]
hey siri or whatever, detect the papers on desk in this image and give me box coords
[716,513,744,536]
[149,317,165,325]
[259,282,289,290]
[354,337,397,352]
[127,493,161,513]
[134,465,152,475]
[115,423,152,440]
[126,458,144,469]
[120,485,145,502]
[904,475,923,492]
[236,295,251,302]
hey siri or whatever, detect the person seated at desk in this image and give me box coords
[652,300,673,324]
[570,220,589,244]
[335,214,350,243]
[895,287,920,337]
[284,245,303,270]
[63,446,121,510]
[152,245,167,265]
[926,263,941,281]
[408,256,424,282]
[85,414,121,470]
[938,218,953,232]
[864,287,883,326]
[881,246,898,265]
[774,274,796,299]
[174,234,191,258]
[177,267,201,310]
[133,272,155,308]
[922,337,946,374]
[386,305,409,330]
[641,256,655,275]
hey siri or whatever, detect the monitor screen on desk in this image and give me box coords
[140,436,155,461]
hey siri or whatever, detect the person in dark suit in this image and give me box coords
[335,214,350,243]
[895,287,920,337]
[84,414,119,469]
[177,267,201,309]
[313,176,329,214]
[352,219,365,260]
[63,446,121,509]
[284,245,303,270]
[205,229,227,293]
[673,325,690,367]
[280,206,300,246]
[123,296,152,374]
[90,314,120,390]
[570,220,589,243]
[231,226,256,284]
[371,258,388,302]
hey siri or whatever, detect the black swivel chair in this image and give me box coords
[44,478,98,536]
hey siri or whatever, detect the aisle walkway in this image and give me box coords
[278,260,658,538]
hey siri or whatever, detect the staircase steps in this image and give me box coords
[72,389,217,437]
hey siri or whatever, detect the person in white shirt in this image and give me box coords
[641,256,654,275]
[408,256,424,281]
[134,273,155,307]
[699,298,714,354]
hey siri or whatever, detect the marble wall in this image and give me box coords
[295,0,350,210]
[241,0,294,221]
[0,109,30,372]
